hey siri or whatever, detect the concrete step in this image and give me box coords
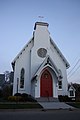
[36,97,59,102]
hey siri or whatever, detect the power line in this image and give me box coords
[67,59,80,76]
[68,64,80,79]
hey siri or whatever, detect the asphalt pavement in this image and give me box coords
[0,109,80,120]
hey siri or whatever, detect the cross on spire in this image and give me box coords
[38,16,44,22]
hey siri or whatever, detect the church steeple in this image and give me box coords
[34,22,49,30]
[33,21,50,49]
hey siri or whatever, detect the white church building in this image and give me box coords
[12,22,70,99]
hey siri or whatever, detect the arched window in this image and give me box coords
[20,68,25,88]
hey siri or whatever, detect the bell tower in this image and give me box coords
[31,22,50,77]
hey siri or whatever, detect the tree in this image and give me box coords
[2,84,13,99]
[4,71,10,81]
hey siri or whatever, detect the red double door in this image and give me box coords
[40,69,53,97]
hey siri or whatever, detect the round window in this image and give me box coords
[37,48,47,58]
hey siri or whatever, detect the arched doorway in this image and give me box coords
[40,69,53,97]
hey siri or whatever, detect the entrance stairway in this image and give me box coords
[36,97,59,102]
[38,102,75,109]
[36,97,75,109]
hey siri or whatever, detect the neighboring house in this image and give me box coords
[2,71,14,87]
[72,83,80,101]
[12,22,70,99]
[0,74,5,89]
[68,84,76,100]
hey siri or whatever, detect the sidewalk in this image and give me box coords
[39,102,75,110]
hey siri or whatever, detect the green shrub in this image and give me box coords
[21,93,28,102]
[21,93,36,102]
[8,96,22,102]
[14,93,22,96]
[2,85,12,99]
[0,89,3,98]
[8,93,37,102]
[27,95,37,102]
[76,97,80,102]
[58,95,71,102]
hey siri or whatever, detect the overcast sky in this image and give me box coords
[0,0,80,83]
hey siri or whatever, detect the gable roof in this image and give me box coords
[11,37,34,70]
[68,84,76,91]
[32,55,63,80]
[50,37,70,69]
[12,22,70,70]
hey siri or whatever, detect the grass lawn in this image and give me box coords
[0,102,43,109]
[67,102,80,109]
